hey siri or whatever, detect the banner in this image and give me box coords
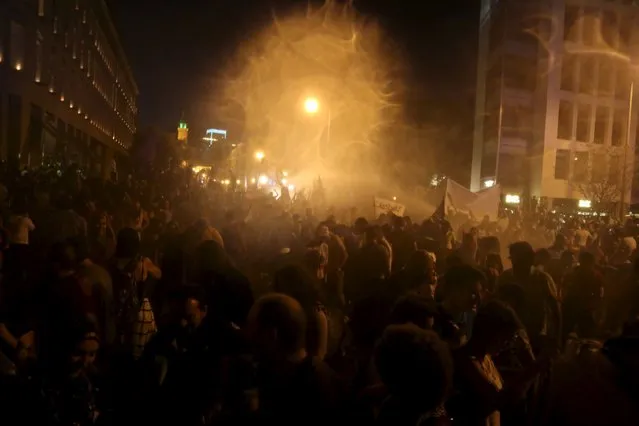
[374,197,406,217]
[467,185,501,221]
[444,179,475,216]
[440,179,501,221]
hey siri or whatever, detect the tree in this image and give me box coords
[573,146,634,213]
[576,176,620,209]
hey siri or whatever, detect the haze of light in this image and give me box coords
[220,0,400,193]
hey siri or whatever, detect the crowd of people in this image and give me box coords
[0,164,638,426]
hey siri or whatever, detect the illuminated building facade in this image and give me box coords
[177,119,188,142]
[0,0,138,176]
[472,0,639,208]
[203,128,227,146]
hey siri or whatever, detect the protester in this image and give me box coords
[0,163,637,426]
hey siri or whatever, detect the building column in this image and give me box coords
[7,94,22,171]
[56,118,67,165]
[102,145,114,180]
[26,104,44,168]
[0,92,6,162]
[18,100,30,168]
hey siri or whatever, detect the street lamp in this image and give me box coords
[304,97,319,114]
[303,96,331,158]
[619,80,634,220]
[254,150,265,161]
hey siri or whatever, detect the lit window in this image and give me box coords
[10,21,25,71]
[35,39,43,82]
[578,199,592,209]
[80,42,84,69]
[49,76,55,93]
[72,29,77,59]
[38,0,45,16]
[82,11,86,24]
[505,194,521,204]
[75,0,79,10]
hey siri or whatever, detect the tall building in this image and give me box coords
[177,118,188,142]
[0,0,138,177]
[472,0,639,209]
[203,128,227,146]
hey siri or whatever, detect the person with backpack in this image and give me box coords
[109,228,161,360]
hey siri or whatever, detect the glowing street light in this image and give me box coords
[258,175,269,185]
[304,97,319,114]
[255,150,265,161]
[483,179,495,188]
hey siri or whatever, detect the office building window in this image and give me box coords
[601,10,619,48]
[35,39,43,82]
[598,61,614,94]
[561,54,576,92]
[489,7,504,51]
[10,21,25,71]
[503,55,536,92]
[579,56,595,94]
[611,109,626,146]
[581,8,597,46]
[576,104,591,142]
[592,152,607,182]
[609,154,620,184]
[38,0,45,16]
[573,151,589,182]
[619,14,633,48]
[594,106,609,144]
[564,6,580,42]
[504,3,536,47]
[502,105,533,136]
[49,75,55,93]
[53,16,58,34]
[555,149,570,180]
[498,153,525,188]
[616,66,630,99]
[557,100,573,140]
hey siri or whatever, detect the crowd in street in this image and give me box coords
[0,164,638,426]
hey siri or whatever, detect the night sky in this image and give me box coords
[108,0,479,179]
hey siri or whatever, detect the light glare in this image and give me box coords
[304,97,319,114]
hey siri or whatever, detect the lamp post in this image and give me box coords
[619,80,634,221]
